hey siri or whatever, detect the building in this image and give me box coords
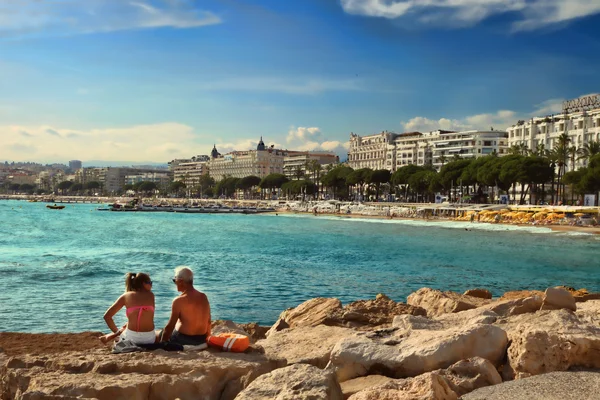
[283,152,339,181]
[74,168,101,185]
[349,129,508,172]
[431,130,508,169]
[69,160,82,171]
[207,139,291,181]
[507,94,600,171]
[171,155,210,188]
[348,131,395,170]
[124,172,171,188]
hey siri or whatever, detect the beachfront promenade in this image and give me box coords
[2,194,598,232]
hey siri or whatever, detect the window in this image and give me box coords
[478,149,481,153]
[578,121,583,129]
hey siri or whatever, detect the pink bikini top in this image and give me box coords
[126,306,155,331]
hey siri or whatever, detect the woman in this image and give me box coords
[101,272,155,345]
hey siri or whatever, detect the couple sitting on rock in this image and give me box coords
[100,266,211,347]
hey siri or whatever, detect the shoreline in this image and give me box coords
[2,195,599,235]
[274,210,600,235]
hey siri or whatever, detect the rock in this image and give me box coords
[1,348,285,400]
[462,371,600,400]
[347,372,458,400]
[265,318,289,338]
[328,294,426,329]
[575,300,600,326]
[266,298,343,336]
[482,296,543,317]
[393,308,499,334]
[257,325,356,369]
[574,293,600,302]
[238,323,269,343]
[438,357,502,396]
[341,375,393,399]
[212,320,251,337]
[235,363,343,400]
[540,287,577,311]
[330,321,507,382]
[499,290,544,301]
[500,308,600,379]
[407,288,491,317]
[463,289,492,300]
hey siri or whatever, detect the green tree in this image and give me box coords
[438,159,472,201]
[19,183,35,194]
[83,181,101,195]
[70,183,83,194]
[321,165,353,200]
[577,141,600,164]
[9,183,20,193]
[346,168,372,199]
[138,181,158,194]
[370,169,391,200]
[215,177,241,198]
[169,181,186,197]
[408,170,438,202]
[391,164,425,202]
[197,175,215,198]
[58,180,73,195]
[237,175,261,199]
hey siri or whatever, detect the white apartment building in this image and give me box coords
[348,131,395,170]
[208,138,291,181]
[507,94,600,171]
[283,152,339,181]
[171,155,210,187]
[349,129,508,172]
[125,172,171,187]
[431,130,508,169]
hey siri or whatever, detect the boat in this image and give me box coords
[46,204,65,210]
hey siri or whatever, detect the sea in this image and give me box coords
[1,200,599,333]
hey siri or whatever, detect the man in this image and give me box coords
[161,266,211,345]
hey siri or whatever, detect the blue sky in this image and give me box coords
[2,0,600,163]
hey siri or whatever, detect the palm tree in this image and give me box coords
[438,154,447,167]
[567,146,578,173]
[553,133,570,203]
[577,140,600,164]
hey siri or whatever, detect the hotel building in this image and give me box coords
[349,130,508,172]
[171,155,210,187]
[507,94,600,171]
[283,152,339,181]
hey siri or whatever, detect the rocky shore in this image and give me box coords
[1,287,600,399]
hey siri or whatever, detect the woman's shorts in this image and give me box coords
[121,329,155,345]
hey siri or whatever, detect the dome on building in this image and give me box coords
[257,136,266,151]
[211,144,220,158]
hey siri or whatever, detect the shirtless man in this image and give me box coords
[160,266,211,345]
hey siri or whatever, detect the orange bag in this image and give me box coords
[207,333,249,352]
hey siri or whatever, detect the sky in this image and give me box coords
[1,0,600,164]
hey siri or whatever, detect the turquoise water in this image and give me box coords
[0,200,599,333]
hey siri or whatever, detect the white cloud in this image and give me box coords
[340,0,600,31]
[1,122,202,162]
[0,0,221,38]
[287,126,321,143]
[285,126,349,155]
[401,106,549,132]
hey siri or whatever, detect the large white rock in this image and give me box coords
[499,308,600,379]
[257,325,356,369]
[347,372,457,400]
[407,288,490,317]
[346,357,502,400]
[438,357,502,396]
[541,287,577,312]
[482,296,543,317]
[330,322,507,382]
[1,348,286,400]
[266,298,343,337]
[341,375,394,399]
[234,363,343,400]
